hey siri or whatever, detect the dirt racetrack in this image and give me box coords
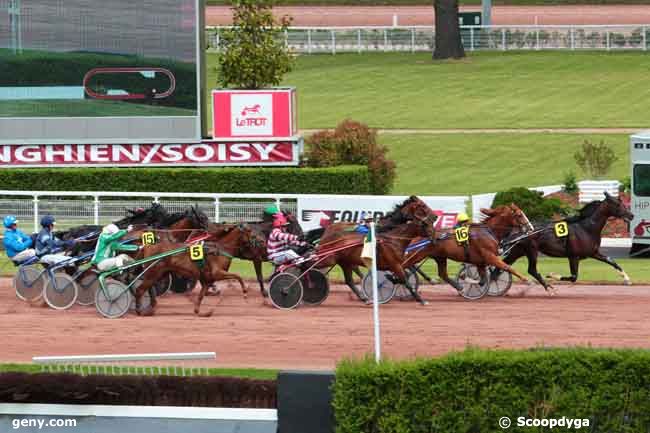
[2,278,650,370]
[207,5,650,26]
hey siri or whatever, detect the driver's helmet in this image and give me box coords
[3,215,17,228]
[102,224,120,235]
[272,213,288,228]
[456,212,470,224]
[40,215,56,228]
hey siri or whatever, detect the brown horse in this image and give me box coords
[402,204,534,292]
[133,224,261,316]
[314,197,438,304]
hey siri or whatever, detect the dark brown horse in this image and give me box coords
[133,225,256,316]
[402,204,534,292]
[499,192,634,291]
[315,196,438,304]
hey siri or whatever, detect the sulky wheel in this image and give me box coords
[301,270,330,306]
[95,279,131,319]
[393,267,420,301]
[77,273,100,306]
[43,272,78,310]
[487,266,513,297]
[14,265,45,302]
[269,272,303,310]
[361,270,396,304]
[456,264,490,300]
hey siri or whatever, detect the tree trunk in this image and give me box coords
[433,0,465,60]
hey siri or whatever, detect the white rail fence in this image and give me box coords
[0,191,302,233]
[206,25,650,54]
[32,352,218,376]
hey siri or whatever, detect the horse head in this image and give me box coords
[480,204,533,238]
[399,196,438,230]
[188,205,210,230]
[283,211,304,237]
[603,191,633,222]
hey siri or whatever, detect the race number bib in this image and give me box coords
[189,244,204,261]
[554,221,569,238]
[141,232,156,245]
[455,226,469,243]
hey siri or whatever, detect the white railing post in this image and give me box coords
[357,29,361,54]
[284,29,288,49]
[470,27,474,51]
[536,28,540,50]
[214,197,220,223]
[410,27,415,53]
[93,195,100,225]
[33,195,39,233]
[383,28,388,52]
[570,27,575,50]
[501,28,506,50]
[307,28,312,54]
[641,27,648,51]
[331,30,336,55]
[369,221,381,363]
[606,30,610,50]
[215,30,220,51]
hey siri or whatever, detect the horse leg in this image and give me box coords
[503,248,551,291]
[343,265,365,302]
[193,277,213,317]
[353,267,364,279]
[591,251,631,285]
[476,265,487,287]
[254,259,267,297]
[390,266,427,305]
[483,255,529,284]
[548,256,580,285]
[434,257,464,292]
[134,277,157,317]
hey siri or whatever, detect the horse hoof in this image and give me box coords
[198,309,214,318]
[421,301,429,306]
[624,279,632,286]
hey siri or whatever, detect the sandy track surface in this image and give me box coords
[207,5,650,27]
[2,279,650,370]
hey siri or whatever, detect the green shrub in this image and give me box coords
[304,119,396,194]
[0,166,371,194]
[334,348,650,433]
[620,176,631,193]
[574,139,619,179]
[563,172,578,194]
[492,187,567,222]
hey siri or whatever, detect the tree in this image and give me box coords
[433,0,465,60]
[217,0,293,89]
[574,139,619,179]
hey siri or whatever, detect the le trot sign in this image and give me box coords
[212,88,298,141]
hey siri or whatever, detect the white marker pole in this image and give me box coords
[370,222,381,363]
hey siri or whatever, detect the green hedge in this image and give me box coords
[334,348,650,433]
[0,166,372,194]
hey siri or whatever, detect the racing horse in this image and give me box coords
[132,224,261,316]
[314,196,438,304]
[402,204,534,292]
[498,191,634,290]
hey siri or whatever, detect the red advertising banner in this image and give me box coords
[212,88,297,140]
[0,141,301,168]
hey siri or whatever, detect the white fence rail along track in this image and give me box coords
[32,352,218,376]
[207,24,650,54]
